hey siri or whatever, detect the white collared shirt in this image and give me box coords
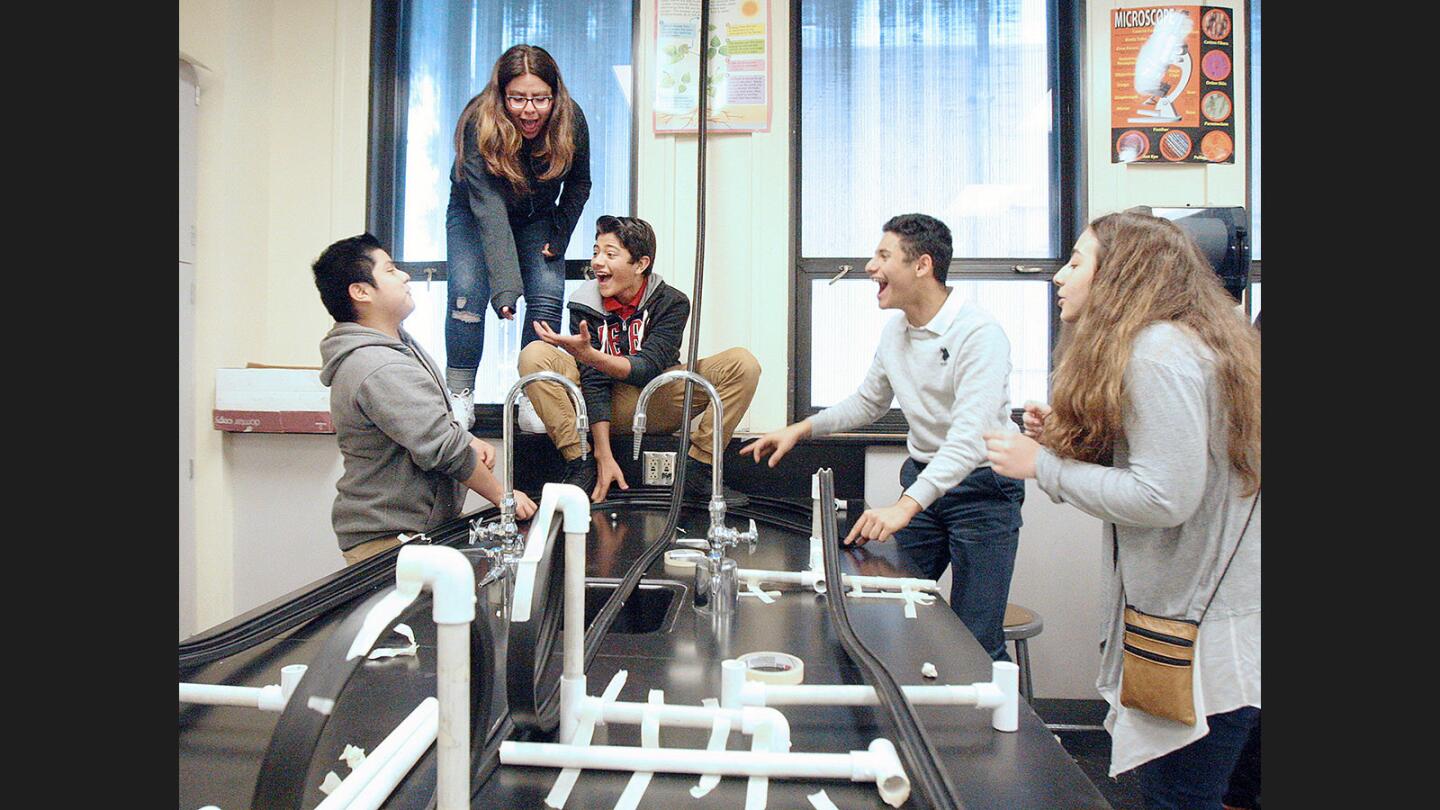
[810,288,1019,508]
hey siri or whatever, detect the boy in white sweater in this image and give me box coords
[742,214,1025,661]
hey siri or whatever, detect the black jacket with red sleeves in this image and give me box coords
[565,272,689,424]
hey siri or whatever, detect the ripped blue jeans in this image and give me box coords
[444,197,565,381]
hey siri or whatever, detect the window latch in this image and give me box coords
[1012,264,1046,274]
[828,264,853,285]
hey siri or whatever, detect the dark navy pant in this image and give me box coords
[1136,705,1262,810]
[892,458,1024,662]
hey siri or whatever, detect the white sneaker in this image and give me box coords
[516,392,546,433]
[449,388,475,431]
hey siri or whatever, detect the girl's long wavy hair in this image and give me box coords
[451,44,576,196]
[1042,211,1261,495]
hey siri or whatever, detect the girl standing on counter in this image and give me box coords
[445,44,591,427]
[984,211,1260,810]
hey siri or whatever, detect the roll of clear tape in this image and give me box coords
[663,549,706,573]
[738,651,804,685]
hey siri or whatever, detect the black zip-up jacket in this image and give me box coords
[566,272,689,424]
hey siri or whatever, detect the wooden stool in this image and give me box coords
[1003,603,1043,703]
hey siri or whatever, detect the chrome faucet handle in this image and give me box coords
[709,518,757,554]
[738,518,758,554]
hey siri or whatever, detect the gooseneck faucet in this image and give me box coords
[632,369,756,615]
[472,372,589,571]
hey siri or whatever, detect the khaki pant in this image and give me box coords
[342,533,403,566]
[517,344,761,464]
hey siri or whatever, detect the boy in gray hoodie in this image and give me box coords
[313,234,536,565]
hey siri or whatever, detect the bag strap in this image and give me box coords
[1113,488,1259,625]
[1197,489,1259,622]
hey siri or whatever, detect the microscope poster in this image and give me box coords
[1111,5,1236,164]
[654,0,772,133]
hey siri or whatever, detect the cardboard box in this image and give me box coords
[213,366,333,434]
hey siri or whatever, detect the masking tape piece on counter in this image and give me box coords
[663,549,706,572]
[738,651,805,685]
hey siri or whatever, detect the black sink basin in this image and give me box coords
[583,578,685,635]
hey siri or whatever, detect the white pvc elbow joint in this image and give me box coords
[542,482,592,533]
[395,546,476,625]
[856,738,909,808]
[740,705,792,752]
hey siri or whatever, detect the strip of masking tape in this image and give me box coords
[319,771,344,795]
[738,651,804,685]
[368,623,418,660]
[614,690,665,810]
[742,579,779,603]
[690,698,730,798]
[745,713,772,810]
[808,789,842,810]
[545,670,628,808]
[338,743,367,769]
[846,587,934,619]
[663,548,705,572]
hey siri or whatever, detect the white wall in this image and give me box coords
[180,60,200,641]
[180,0,371,632]
[634,2,790,432]
[179,1,1252,700]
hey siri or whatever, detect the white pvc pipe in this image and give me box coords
[315,698,438,810]
[810,473,823,573]
[345,701,442,810]
[179,664,307,712]
[992,660,1020,732]
[587,698,792,752]
[500,737,910,808]
[736,567,939,596]
[564,530,586,679]
[279,664,306,699]
[722,659,1019,732]
[178,683,275,709]
[435,623,468,810]
[548,480,593,744]
[504,483,593,743]
[395,546,475,810]
[743,682,1005,707]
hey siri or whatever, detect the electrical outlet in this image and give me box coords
[643,451,676,485]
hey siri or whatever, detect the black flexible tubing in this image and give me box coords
[250,586,497,809]
[567,0,717,721]
[465,487,817,798]
[506,505,567,736]
[178,506,496,670]
[817,469,965,810]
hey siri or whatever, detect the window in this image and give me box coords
[793,0,1080,429]
[368,0,636,409]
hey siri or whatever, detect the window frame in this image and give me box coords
[367,0,641,280]
[364,0,642,430]
[787,0,1084,432]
